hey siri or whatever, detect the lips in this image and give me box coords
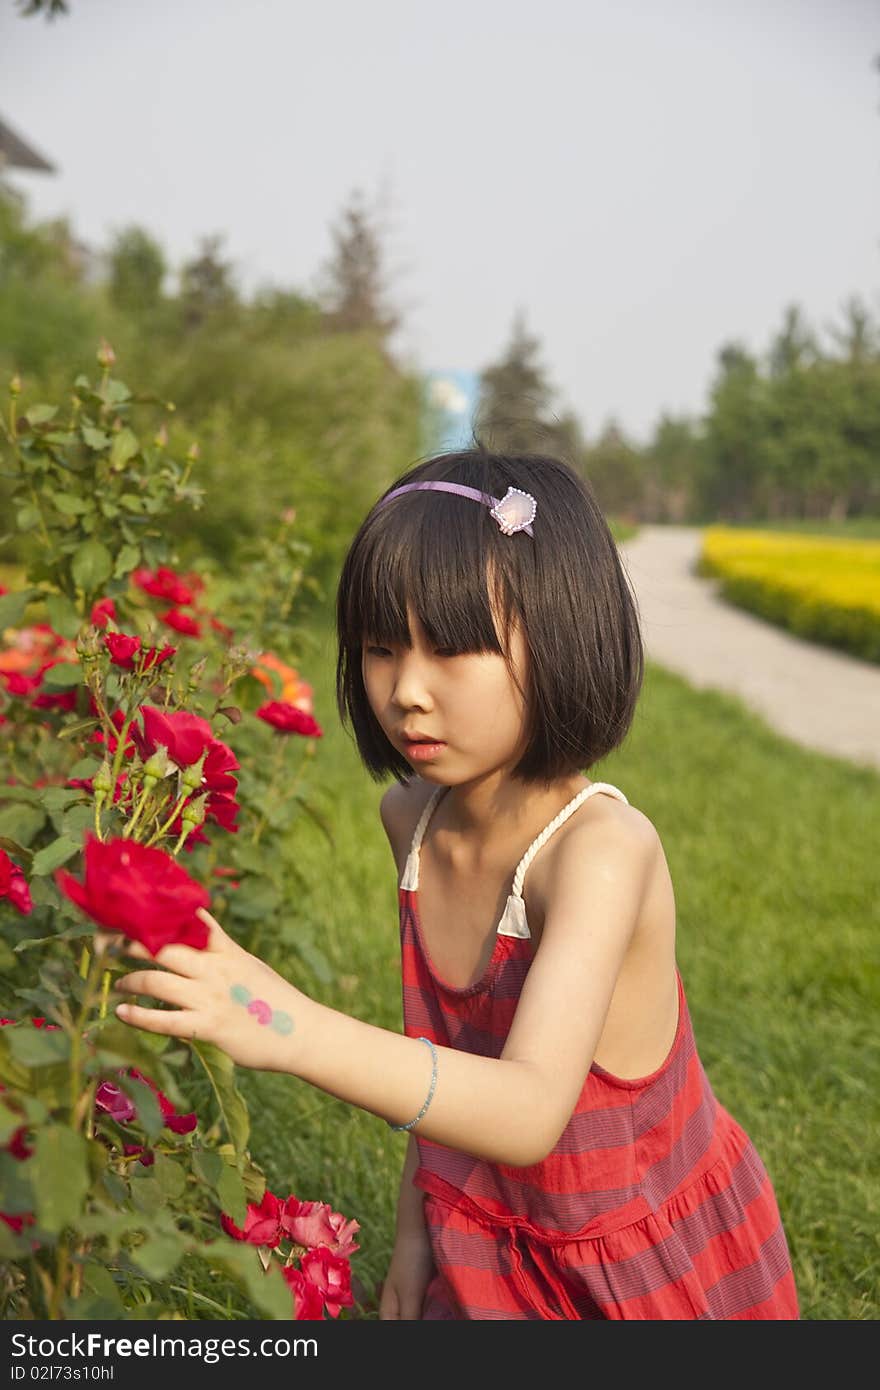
[401,732,443,743]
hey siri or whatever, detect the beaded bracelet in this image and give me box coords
[388,1036,438,1132]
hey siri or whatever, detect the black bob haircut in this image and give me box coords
[335,448,644,788]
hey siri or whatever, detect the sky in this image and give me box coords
[1,0,878,446]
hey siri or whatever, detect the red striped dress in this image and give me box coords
[398,781,799,1320]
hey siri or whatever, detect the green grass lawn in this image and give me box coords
[231,603,878,1322]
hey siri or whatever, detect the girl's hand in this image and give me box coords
[378,1227,436,1320]
[104,908,305,1072]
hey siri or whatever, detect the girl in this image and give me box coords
[110,449,800,1320]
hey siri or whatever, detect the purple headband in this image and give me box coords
[375,481,537,537]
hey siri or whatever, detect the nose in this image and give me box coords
[388,647,435,713]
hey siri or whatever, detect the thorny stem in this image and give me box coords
[143,789,190,849]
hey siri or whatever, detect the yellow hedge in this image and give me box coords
[697,528,880,663]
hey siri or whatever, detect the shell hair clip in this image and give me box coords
[375,480,537,538]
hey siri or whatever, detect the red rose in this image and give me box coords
[130,705,214,769]
[54,835,210,956]
[122,1143,155,1168]
[94,1081,137,1125]
[0,849,33,916]
[133,567,195,607]
[141,642,176,672]
[256,702,323,737]
[280,1198,360,1258]
[220,1190,283,1247]
[281,1264,326,1320]
[103,633,142,670]
[158,608,201,637]
[90,598,117,628]
[202,739,240,795]
[299,1246,354,1318]
[209,616,234,641]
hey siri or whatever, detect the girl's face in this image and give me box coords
[361,600,530,784]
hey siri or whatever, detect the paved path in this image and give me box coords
[616,525,880,772]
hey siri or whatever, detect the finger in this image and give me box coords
[114,970,192,1007]
[94,931,149,960]
[195,907,228,945]
[114,1001,201,1040]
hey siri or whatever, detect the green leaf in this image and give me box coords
[7,1026,69,1068]
[152,1153,186,1201]
[39,662,82,690]
[68,757,99,779]
[31,1125,89,1234]
[58,716,100,742]
[31,836,82,876]
[130,1231,183,1279]
[69,1261,124,1315]
[113,543,140,579]
[72,539,113,592]
[198,1238,293,1319]
[45,593,82,639]
[191,1040,250,1158]
[50,493,91,518]
[216,1161,248,1227]
[14,505,40,531]
[0,837,33,869]
[0,806,45,846]
[61,805,94,835]
[192,1146,223,1189]
[0,589,36,628]
[82,426,110,450]
[129,1171,163,1214]
[116,1073,165,1141]
[37,786,81,813]
[0,1098,25,1145]
[25,404,58,426]
[103,380,131,406]
[120,492,143,510]
[0,940,16,972]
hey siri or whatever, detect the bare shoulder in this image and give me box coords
[378,778,437,880]
[536,789,661,916]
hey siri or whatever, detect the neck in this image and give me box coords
[427,770,593,870]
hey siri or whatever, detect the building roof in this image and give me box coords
[0,115,55,172]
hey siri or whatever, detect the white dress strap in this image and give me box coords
[399,782,628,942]
[497,782,629,939]
[400,785,447,891]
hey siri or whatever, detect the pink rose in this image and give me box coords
[280,1198,360,1258]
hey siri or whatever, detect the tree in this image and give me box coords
[317,187,400,349]
[702,343,769,520]
[580,420,646,519]
[475,308,584,460]
[108,225,166,315]
[178,234,237,331]
[766,303,819,378]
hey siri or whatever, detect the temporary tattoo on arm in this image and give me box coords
[229,984,294,1035]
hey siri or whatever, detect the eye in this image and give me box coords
[364,645,391,657]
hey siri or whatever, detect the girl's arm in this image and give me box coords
[394,1133,427,1241]
[112,814,656,1168]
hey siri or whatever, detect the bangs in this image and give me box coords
[339,495,517,656]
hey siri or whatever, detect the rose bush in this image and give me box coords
[0,349,358,1319]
